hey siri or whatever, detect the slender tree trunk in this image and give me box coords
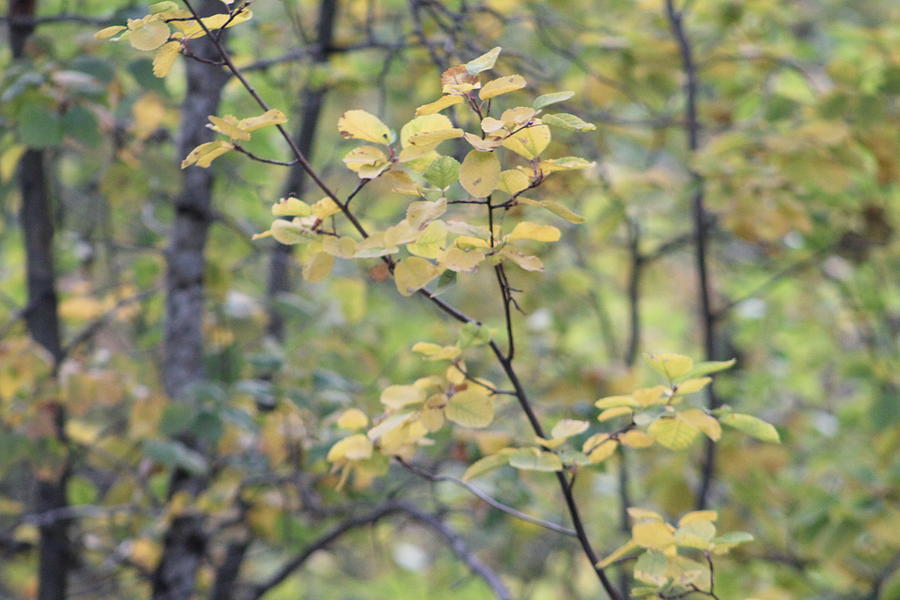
[267,0,339,340]
[9,3,71,600]
[152,2,230,598]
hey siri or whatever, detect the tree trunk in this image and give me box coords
[9,2,71,600]
[152,2,230,598]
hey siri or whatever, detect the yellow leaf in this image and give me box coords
[674,377,711,395]
[411,342,461,361]
[132,93,166,139]
[407,128,464,149]
[633,386,666,406]
[466,46,502,75]
[646,353,694,380]
[481,117,506,134]
[463,132,503,152]
[152,41,180,77]
[506,221,561,242]
[399,114,454,165]
[60,296,105,321]
[678,409,721,441]
[0,145,26,183]
[175,10,253,38]
[380,385,425,409]
[322,237,357,258]
[502,123,551,159]
[312,197,341,219]
[394,257,442,296]
[266,219,310,244]
[180,140,233,169]
[648,416,700,450]
[498,169,531,195]
[633,521,676,551]
[130,538,161,571]
[383,170,419,195]
[415,95,465,116]
[407,220,447,259]
[508,447,563,471]
[406,198,448,228]
[588,439,618,463]
[499,246,543,271]
[239,109,287,132]
[597,406,633,422]
[272,197,312,217]
[551,419,589,440]
[128,17,170,51]
[619,430,655,448]
[302,251,334,282]
[419,408,444,432]
[441,64,480,94]
[95,25,125,40]
[445,388,494,428]
[439,247,485,272]
[342,145,390,179]
[459,150,500,198]
[338,109,393,144]
[595,395,638,409]
[679,511,718,526]
[596,540,639,569]
[208,115,250,141]
[337,409,369,430]
[327,434,373,462]
[479,74,527,100]
[462,452,511,481]
[628,507,664,521]
[523,198,586,224]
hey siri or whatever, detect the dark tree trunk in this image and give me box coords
[9,2,71,600]
[266,0,339,340]
[152,2,230,599]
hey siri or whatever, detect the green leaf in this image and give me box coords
[714,531,754,545]
[445,389,494,428]
[720,413,780,443]
[648,416,700,450]
[541,113,597,132]
[533,91,575,110]
[424,156,460,189]
[63,105,100,147]
[457,321,493,349]
[634,551,669,586]
[676,359,736,382]
[508,447,563,472]
[466,47,501,75]
[143,439,208,475]
[462,452,510,481]
[18,104,63,148]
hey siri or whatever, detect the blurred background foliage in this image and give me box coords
[0,0,898,599]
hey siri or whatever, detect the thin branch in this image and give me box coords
[60,287,159,360]
[664,0,720,511]
[396,459,577,537]
[714,243,835,320]
[0,14,116,26]
[232,144,298,167]
[250,500,510,600]
[179,4,621,596]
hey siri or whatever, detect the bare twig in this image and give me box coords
[396,459,577,537]
[250,500,510,600]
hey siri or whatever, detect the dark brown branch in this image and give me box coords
[664,0,720,511]
[181,4,621,596]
